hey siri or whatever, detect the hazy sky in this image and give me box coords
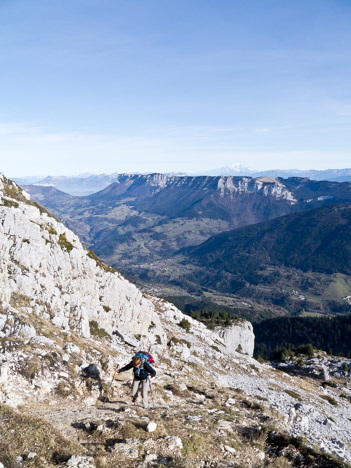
[0,0,350,176]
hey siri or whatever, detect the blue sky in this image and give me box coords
[0,0,350,176]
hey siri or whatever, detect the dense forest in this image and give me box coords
[254,315,351,359]
[181,203,351,276]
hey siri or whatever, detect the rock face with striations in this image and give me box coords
[215,321,255,357]
[0,174,165,343]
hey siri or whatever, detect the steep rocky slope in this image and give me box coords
[0,176,164,343]
[1,174,351,467]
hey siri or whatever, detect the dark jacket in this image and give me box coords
[119,360,156,381]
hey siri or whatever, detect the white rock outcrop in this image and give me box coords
[214,321,255,357]
[0,174,165,344]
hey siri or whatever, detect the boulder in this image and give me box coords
[146,421,157,432]
[66,455,95,468]
[214,321,255,357]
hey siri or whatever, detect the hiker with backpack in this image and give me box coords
[117,351,156,409]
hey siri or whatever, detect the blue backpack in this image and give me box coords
[133,351,155,378]
[134,351,155,364]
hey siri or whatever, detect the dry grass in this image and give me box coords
[1,197,19,208]
[89,320,111,341]
[87,249,118,273]
[0,404,83,467]
[18,357,43,380]
[284,389,302,401]
[320,394,338,406]
[10,293,32,307]
[58,233,74,253]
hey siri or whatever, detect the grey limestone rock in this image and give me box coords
[66,455,95,468]
[214,321,255,357]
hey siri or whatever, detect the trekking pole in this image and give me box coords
[104,365,119,403]
[148,378,155,408]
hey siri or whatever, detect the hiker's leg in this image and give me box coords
[141,379,148,408]
[132,379,140,402]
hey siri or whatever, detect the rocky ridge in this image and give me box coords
[1,174,351,467]
[0,174,164,341]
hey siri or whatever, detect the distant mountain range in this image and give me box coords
[23,173,351,321]
[15,173,119,196]
[13,167,351,196]
[24,173,351,261]
[198,165,351,182]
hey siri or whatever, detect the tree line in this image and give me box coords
[254,315,351,359]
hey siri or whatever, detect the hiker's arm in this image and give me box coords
[144,362,156,378]
[118,361,133,373]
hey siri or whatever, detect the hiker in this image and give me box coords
[117,355,156,408]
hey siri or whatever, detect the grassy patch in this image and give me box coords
[168,336,191,348]
[2,178,25,201]
[236,344,243,353]
[320,394,338,406]
[45,224,57,236]
[89,320,111,340]
[18,358,42,380]
[255,354,267,364]
[155,334,162,345]
[56,382,76,398]
[340,393,351,403]
[182,436,200,457]
[178,318,191,333]
[2,197,19,208]
[58,233,74,253]
[267,430,348,468]
[0,404,82,467]
[241,399,264,412]
[238,425,269,445]
[284,389,302,401]
[10,293,32,307]
[321,381,337,389]
[87,249,117,273]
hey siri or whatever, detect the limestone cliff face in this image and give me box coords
[0,174,165,344]
[0,229,11,310]
[214,321,255,357]
[114,173,297,202]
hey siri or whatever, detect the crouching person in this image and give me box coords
[118,356,156,408]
